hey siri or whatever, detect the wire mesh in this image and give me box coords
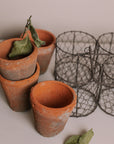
[55,31,98,117]
[55,31,114,117]
[96,62,114,116]
[94,32,114,64]
[71,80,99,117]
[55,55,93,88]
[94,57,114,88]
[98,86,114,116]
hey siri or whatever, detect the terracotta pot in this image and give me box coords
[0,63,40,112]
[30,81,77,137]
[22,29,56,74]
[0,38,38,80]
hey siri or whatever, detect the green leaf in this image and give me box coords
[34,39,45,48]
[8,35,32,59]
[79,129,94,144]
[30,24,38,40]
[30,25,45,48]
[64,135,80,144]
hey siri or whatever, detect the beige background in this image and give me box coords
[0,0,114,39]
[0,1,114,143]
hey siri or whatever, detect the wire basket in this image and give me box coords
[55,55,94,88]
[94,32,114,64]
[55,31,114,117]
[93,33,114,89]
[98,86,114,116]
[55,31,98,117]
[94,56,114,88]
[71,80,99,117]
[55,31,96,87]
[94,62,114,116]
[56,31,96,56]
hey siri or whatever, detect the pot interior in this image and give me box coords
[38,30,55,47]
[34,82,74,108]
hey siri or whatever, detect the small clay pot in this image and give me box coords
[22,29,56,74]
[30,81,77,137]
[0,38,38,81]
[0,63,40,112]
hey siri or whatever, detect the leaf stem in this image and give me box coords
[21,15,32,38]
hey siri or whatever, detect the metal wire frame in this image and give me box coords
[54,31,114,117]
[96,64,114,116]
[55,31,99,117]
[94,32,114,64]
[93,32,114,116]
[93,32,114,89]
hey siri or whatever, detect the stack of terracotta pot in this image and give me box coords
[0,29,56,111]
[0,38,40,111]
[0,29,77,137]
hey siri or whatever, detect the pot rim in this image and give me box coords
[0,38,38,64]
[0,63,40,86]
[30,80,77,111]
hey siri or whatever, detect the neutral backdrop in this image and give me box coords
[0,0,114,39]
[0,1,114,144]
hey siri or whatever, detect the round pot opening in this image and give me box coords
[33,81,74,108]
[0,38,34,61]
[38,30,56,47]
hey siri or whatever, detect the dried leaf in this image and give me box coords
[8,35,32,59]
[64,135,80,144]
[79,129,94,144]
[34,39,45,48]
[30,25,45,48]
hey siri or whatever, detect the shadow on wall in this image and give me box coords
[0,26,23,39]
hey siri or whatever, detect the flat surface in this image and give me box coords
[0,48,114,144]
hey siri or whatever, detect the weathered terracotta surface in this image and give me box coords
[30,81,77,137]
[0,63,40,112]
[0,38,38,80]
[22,29,56,74]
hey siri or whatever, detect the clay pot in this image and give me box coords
[30,81,77,137]
[22,29,56,74]
[0,38,38,81]
[0,63,40,112]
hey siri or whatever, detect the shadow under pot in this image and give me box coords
[0,63,40,112]
[0,38,38,81]
[30,81,77,137]
[22,29,56,74]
